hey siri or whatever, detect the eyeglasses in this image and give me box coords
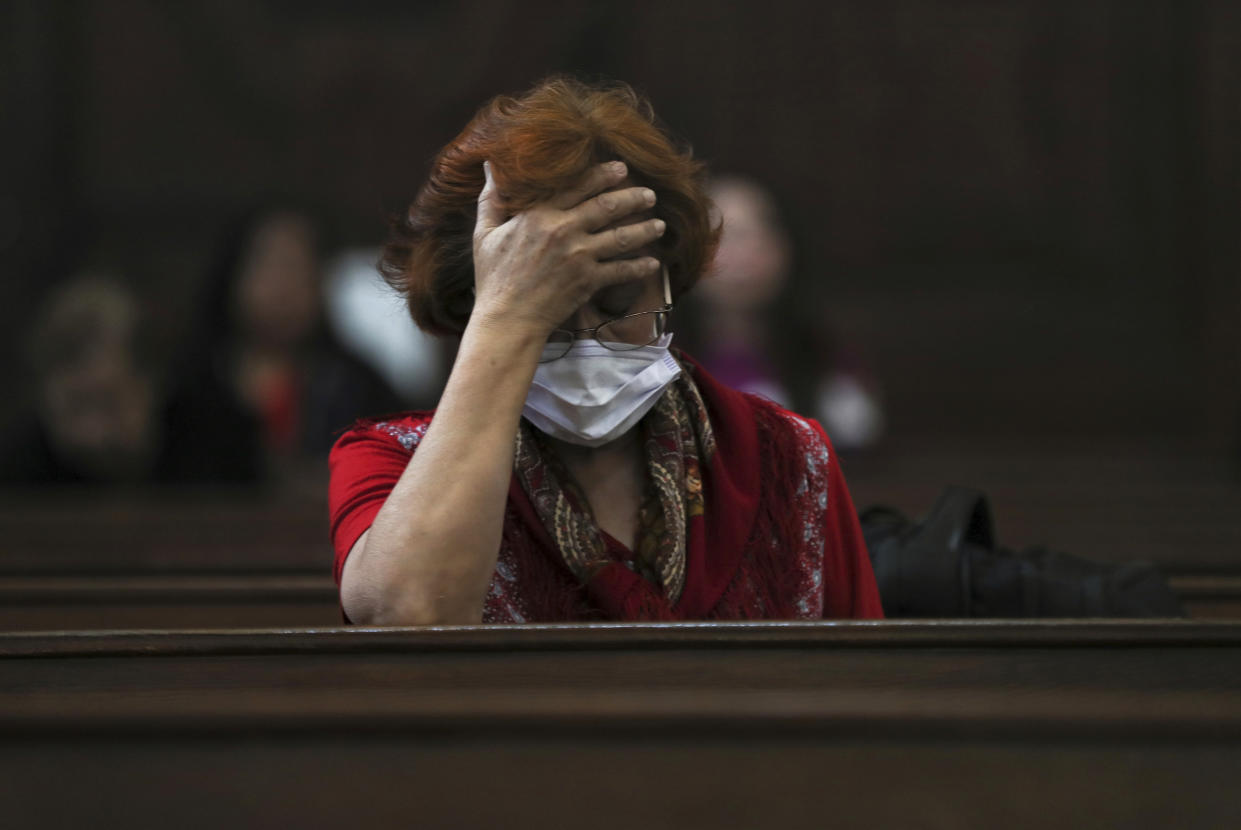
[539,267,674,363]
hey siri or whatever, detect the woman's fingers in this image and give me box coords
[588,217,667,261]
[472,159,662,327]
[571,185,657,232]
[548,161,629,210]
[590,255,662,289]
[474,160,505,240]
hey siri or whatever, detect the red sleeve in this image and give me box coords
[813,422,886,619]
[327,417,426,585]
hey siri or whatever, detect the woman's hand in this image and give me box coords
[470,160,666,337]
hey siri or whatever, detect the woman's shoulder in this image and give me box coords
[681,350,826,447]
[330,409,437,457]
[733,392,837,506]
[740,392,834,458]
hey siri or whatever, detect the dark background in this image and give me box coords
[4,0,1239,443]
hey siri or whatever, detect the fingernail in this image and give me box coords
[647,258,661,270]
[609,161,626,175]
[653,219,666,235]
[643,189,656,205]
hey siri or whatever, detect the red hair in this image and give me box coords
[381,76,719,336]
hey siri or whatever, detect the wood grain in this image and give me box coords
[1,622,1238,829]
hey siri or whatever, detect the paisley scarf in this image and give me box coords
[513,367,715,604]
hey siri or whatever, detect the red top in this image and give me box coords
[328,358,884,622]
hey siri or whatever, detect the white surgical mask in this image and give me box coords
[522,334,681,447]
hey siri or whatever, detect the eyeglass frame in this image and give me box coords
[539,266,674,363]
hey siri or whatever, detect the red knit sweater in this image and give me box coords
[328,359,883,622]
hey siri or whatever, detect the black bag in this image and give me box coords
[859,486,1185,617]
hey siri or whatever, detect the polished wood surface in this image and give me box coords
[1,621,1238,829]
[0,492,343,628]
[1,573,1233,629]
[0,491,332,573]
[1,473,1237,629]
[846,438,1241,573]
[0,573,341,629]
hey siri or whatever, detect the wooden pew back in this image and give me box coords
[2,621,1238,829]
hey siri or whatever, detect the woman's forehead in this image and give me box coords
[588,271,665,307]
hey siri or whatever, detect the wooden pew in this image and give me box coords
[0,573,339,629]
[0,490,331,572]
[1,621,1238,829]
[2,448,1238,629]
[846,439,1241,619]
[0,490,341,629]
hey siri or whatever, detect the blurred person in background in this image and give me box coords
[174,208,402,486]
[678,175,884,452]
[1,274,261,485]
[329,77,883,625]
[322,248,450,410]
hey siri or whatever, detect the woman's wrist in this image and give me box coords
[466,304,549,356]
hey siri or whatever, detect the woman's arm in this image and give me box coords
[340,160,665,625]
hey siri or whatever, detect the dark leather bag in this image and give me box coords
[859,486,1185,617]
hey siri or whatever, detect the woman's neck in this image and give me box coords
[547,427,642,478]
[545,429,646,549]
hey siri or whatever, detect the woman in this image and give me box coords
[3,273,260,486]
[4,275,164,486]
[175,207,402,483]
[677,174,885,451]
[329,77,883,624]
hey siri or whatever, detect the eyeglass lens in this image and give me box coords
[596,310,665,348]
[538,310,667,363]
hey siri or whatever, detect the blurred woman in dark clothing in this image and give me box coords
[1,274,261,486]
[174,208,402,480]
[676,176,884,451]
